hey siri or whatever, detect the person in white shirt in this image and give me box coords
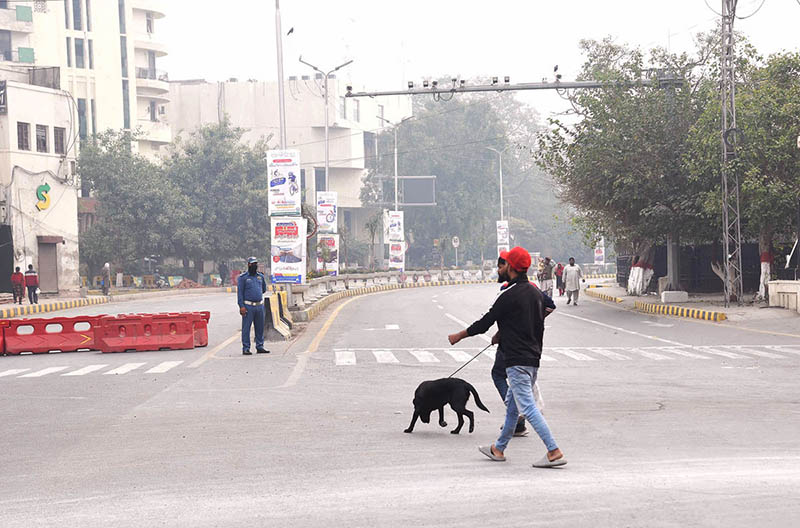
[563,257,584,306]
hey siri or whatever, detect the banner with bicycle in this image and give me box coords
[267,149,302,216]
[316,233,339,276]
[316,191,338,233]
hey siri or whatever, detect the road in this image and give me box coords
[0,285,798,527]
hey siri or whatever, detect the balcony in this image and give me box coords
[135,67,169,93]
[137,119,171,144]
[130,0,166,18]
[0,47,34,64]
[133,35,167,57]
[0,5,33,33]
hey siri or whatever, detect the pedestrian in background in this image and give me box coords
[101,262,111,295]
[563,257,584,306]
[24,264,39,304]
[237,256,269,356]
[449,246,566,468]
[555,262,565,296]
[538,257,555,297]
[11,267,25,304]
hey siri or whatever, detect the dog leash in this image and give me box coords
[447,343,494,378]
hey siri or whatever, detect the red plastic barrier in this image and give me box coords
[97,312,195,353]
[0,320,8,354]
[191,311,210,347]
[3,316,102,355]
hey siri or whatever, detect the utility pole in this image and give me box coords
[720,0,744,305]
[299,57,353,191]
[377,116,412,211]
[485,146,512,221]
[274,0,287,148]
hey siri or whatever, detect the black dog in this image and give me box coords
[404,378,489,434]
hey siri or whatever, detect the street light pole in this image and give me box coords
[299,56,353,191]
[485,146,511,221]
[274,0,287,148]
[377,115,412,211]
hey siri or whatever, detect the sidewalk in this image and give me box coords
[0,286,236,319]
[583,281,800,325]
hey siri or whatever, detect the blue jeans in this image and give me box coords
[241,304,265,351]
[495,366,558,453]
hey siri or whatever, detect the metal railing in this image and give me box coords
[135,67,168,82]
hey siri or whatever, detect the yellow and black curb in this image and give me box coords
[0,296,109,319]
[585,273,616,279]
[585,284,609,289]
[584,289,624,303]
[634,301,727,322]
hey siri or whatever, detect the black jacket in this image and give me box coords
[467,274,545,368]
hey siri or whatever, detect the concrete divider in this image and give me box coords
[633,300,727,322]
[585,289,624,303]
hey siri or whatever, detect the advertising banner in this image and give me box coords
[389,242,405,270]
[388,211,404,242]
[594,238,605,265]
[496,220,509,245]
[316,191,338,234]
[267,150,302,216]
[316,234,340,276]
[497,244,510,257]
[270,217,307,284]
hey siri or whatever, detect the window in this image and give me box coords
[88,39,93,69]
[352,99,360,122]
[72,0,82,30]
[77,98,87,139]
[120,36,127,78]
[65,37,72,67]
[338,97,346,120]
[0,1,8,9]
[146,11,154,33]
[147,50,156,74]
[149,100,157,121]
[74,38,85,68]
[91,99,96,135]
[54,127,66,155]
[118,0,126,33]
[0,30,11,61]
[36,125,48,153]
[63,0,70,29]
[17,122,30,151]
[122,80,130,129]
[314,167,326,192]
[344,210,352,232]
[85,0,91,31]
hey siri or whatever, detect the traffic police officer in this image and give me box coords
[238,257,269,355]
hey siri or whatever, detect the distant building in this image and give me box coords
[169,78,412,265]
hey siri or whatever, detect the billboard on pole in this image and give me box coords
[316,191,338,233]
[267,150,302,216]
[270,217,307,284]
[496,220,509,246]
[389,242,405,270]
[388,211,404,242]
[594,237,605,265]
[316,233,339,276]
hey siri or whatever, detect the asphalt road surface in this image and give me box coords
[1,285,799,527]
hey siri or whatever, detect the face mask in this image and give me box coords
[248,264,258,274]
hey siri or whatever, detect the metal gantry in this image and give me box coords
[720,0,744,305]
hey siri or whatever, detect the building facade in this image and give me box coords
[169,78,412,264]
[0,79,80,294]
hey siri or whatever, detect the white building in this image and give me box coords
[169,77,411,262]
[0,78,79,294]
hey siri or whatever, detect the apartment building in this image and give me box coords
[169,77,411,261]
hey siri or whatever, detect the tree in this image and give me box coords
[78,130,186,276]
[364,210,383,270]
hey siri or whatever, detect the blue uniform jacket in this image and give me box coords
[237,271,267,308]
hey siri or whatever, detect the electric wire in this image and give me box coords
[735,0,766,18]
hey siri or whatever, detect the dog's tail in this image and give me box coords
[467,382,490,413]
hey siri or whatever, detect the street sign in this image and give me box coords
[451,236,460,248]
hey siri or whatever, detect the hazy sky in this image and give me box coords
[162,0,799,119]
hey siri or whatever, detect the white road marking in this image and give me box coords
[556,311,686,346]
[540,354,557,362]
[104,362,146,375]
[437,305,444,310]
[552,348,596,361]
[444,349,476,362]
[409,350,439,363]
[729,347,786,359]
[384,324,399,330]
[62,364,109,376]
[587,347,631,360]
[693,347,746,359]
[625,348,673,360]
[766,345,800,356]
[335,351,357,366]
[145,361,184,374]
[0,369,30,377]
[656,347,711,360]
[444,313,492,343]
[19,366,69,378]
[372,350,399,363]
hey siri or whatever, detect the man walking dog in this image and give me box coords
[448,246,566,468]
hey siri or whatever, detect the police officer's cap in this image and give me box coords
[247,256,258,264]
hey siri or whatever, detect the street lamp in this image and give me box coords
[376,115,413,211]
[298,56,353,191]
[485,145,513,220]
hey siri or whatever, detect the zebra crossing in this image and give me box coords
[0,360,186,380]
[333,345,800,366]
